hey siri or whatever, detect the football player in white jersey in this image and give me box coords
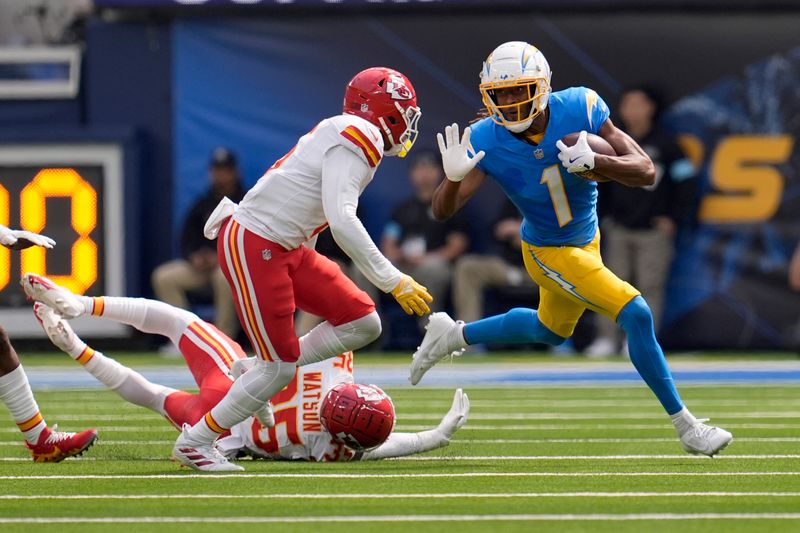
[172,67,434,470]
[24,274,469,465]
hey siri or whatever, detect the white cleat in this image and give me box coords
[409,312,465,386]
[172,425,244,472]
[21,273,86,319]
[680,420,733,457]
[33,303,81,354]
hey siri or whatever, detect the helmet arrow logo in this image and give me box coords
[386,75,413,100]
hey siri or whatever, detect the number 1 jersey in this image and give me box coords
[470,86,611,247]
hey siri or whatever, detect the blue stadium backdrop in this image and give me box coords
[3,6,798,348]
[170,13,800,350]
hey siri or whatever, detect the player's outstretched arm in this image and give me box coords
[432,123,487,220]
[0,224,55,250]
[322,147,432,316]
[594,118,656,187]
[359,388,469,460]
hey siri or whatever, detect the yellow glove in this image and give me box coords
[391,275,433,316]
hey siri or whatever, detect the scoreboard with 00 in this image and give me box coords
[0,167,102,303]
[0,144,126,337]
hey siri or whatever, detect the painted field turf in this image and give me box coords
[1,382,799,532]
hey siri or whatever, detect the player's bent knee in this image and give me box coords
[333,310,382,351]
[354,310,382,343]
[251,359,297,387]
[617,295,655,331]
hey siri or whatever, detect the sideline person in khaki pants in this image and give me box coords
[453,199,535,324]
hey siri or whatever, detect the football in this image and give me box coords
[561,132,616,182]
[320,382,396,451]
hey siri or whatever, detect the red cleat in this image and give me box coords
[25,426,98,463]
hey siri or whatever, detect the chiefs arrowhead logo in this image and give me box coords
[385,75,412,101]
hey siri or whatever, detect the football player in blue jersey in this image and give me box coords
[409,41,732,456]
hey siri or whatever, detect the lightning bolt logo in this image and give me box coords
[585,89,599,129]
[528,248,595,306]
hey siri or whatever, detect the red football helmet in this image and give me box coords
[320,382,395,451]
[343,67,421,158]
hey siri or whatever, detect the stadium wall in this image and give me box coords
[4,7,799,348]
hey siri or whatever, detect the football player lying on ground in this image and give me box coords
[0,225,96,462]
[24,274,469,464]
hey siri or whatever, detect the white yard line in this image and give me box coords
[1,454,797,463]
[0,440,174,446]
[398,412,800,420]
[2,437,798,446]
[1,472,799,480]
[464,437,800,443]
[389,454,800,461]
[4,412,794,423]
[6,422,796,433]
[420,422,799,429]
[401,423,799,430]
[1,492,799,500]
[1,514,800,524]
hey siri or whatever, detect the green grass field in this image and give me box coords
[1,364,799,532]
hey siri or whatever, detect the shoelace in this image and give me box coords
[690,419,716,438]
[210,445,232,464]
[446,348,466,362]
[44,425,76,444]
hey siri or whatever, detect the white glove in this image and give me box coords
[436,123,485,182]
[436,388,470,441]
[556,130,596,174]
[0,225,55,250]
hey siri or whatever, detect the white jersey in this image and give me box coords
[235,114,382,249]
[220,353,357,462]
[232,113,401,292]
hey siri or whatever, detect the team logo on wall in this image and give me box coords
[386,75,412,100]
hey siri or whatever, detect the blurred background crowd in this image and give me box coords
[1,0,799,355]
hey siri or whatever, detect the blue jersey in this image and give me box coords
[471,86,611,247]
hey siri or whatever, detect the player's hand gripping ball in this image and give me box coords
[558,131,617,182]
[320,383,396,451]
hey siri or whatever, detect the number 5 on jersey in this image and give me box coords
[541,164,573,227]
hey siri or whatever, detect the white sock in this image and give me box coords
[0,365,47,444]
[297,312,381,366]
[185,360,296,444]
[90,296,197,345]
[670,406,699,436]
[72,343,175,416]
[452,322,468,350]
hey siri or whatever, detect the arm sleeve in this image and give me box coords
[321,146,403,293]
[359,430,449,461]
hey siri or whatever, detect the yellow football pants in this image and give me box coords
[522,230,640,338]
